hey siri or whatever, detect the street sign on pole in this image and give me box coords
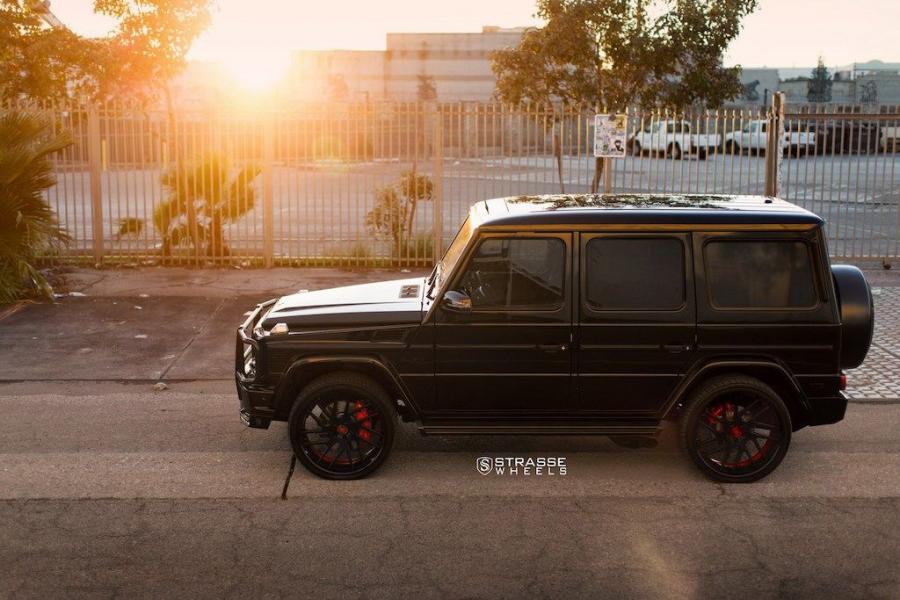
[594,114,627,158]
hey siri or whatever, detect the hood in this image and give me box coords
[260,277,426,329]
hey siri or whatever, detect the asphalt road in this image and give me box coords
[1,382,899,599]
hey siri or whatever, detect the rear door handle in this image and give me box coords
[537,343,568,353]
[662,343,691,353]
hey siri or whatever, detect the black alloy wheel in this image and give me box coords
[681,375,792,483]
[289,373,395,480]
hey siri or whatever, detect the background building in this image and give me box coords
[287,26,528,102]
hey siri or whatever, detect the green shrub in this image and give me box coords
[0,111,71,303]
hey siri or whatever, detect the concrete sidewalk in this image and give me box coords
[0,266,897,399]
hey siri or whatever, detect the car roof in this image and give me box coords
[470,194,823,228]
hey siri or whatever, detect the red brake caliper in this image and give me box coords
[706,401,769,467]
[354,401,373,444]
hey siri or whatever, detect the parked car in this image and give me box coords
[627,120,719,159]
[236,194,873,483]
[803,120,880,155]
[724,120,816,156]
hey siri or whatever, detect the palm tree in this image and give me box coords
[153,155,261,257]
[0,111,71,303]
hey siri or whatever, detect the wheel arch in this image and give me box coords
[274,356,420,422]
[662,360,812,430]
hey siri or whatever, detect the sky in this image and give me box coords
[52,0,900,80]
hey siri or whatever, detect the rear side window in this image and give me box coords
[585,238,685,310]
[705,240,817,309]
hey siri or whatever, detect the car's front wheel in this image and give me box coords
[680,375,791,483]
[289,372,395,480]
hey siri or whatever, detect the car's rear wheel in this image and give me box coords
[680,375,791,483]
[725,140,740,155]
[667,142,682,160]
[289,373,395,480]
[629,140,642,156]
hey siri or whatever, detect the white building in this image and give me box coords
[287,26,528,102]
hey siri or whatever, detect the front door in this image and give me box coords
[577,233,696,417]
[430,233,575,417]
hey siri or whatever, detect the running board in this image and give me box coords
[418,423,661,436]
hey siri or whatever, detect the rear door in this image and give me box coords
[693,231,840,397]
[577,233,696,417]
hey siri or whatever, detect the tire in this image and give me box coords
[630,140,642,157]
[288,372,396,480]
[667,143,682,160]
[697,148,707,161]
[832,264,875,369]
[679,375,792,483]
[725,140,739,155]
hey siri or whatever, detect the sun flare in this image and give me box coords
[222,51,291,91]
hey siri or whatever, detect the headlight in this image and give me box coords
[243,343,256,378]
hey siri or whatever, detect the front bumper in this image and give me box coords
[236,376,275,429]
[235,299,277,429]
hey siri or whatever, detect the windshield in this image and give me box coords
[428,216,473,298]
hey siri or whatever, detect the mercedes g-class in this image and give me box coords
[236,194,873,483]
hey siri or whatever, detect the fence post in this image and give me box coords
[262,112,275,268]
[603,156,613,193]
[432,112,444,262]
[764,92,785,197]
[87,106,104,265]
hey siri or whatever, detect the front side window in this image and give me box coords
[585,237,685,310]
[705,240,817,309]
[454,237,565,310]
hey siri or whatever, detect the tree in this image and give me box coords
[95,0,211,101]
[492,0,758,191]
[152,155,261,258]
[366,171,433,258]
[95,0,212,255]
[0,1,113,102]
[494,0,756,110]
[807,57,832,103]
[0,111,71,302]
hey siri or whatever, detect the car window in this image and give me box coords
[705,240,817,309]
[455,237,565,310]
[585,238,685,310]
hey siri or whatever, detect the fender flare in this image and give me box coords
[660,359,811,421]
[274,355,421,420]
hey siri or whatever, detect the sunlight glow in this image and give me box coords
[222,51,291,91]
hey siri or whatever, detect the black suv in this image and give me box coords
[236,194,874,483]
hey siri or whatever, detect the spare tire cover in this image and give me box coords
[832,265,874,369]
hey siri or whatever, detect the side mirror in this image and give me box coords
[442,290,472,312]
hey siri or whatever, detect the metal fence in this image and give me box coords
[13,99,900,265]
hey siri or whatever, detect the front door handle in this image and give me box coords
[662,343,691,353]
[537,343,568,353]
